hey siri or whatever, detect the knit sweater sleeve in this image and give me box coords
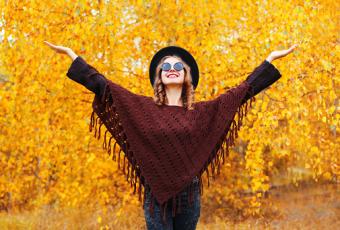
[241,60,282,104]
[198,59,282,111]
[66,56,108,99]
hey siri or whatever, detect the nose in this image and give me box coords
[169,68,178,72]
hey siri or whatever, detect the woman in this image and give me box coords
[44,41,297,230]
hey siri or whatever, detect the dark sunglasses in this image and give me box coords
[161,62,184,71]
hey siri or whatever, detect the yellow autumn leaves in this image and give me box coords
[0,0,338,221]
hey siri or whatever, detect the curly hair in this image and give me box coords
[152,55,196,111]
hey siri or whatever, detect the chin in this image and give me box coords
[162,77,184,84]
[163,81,184,88]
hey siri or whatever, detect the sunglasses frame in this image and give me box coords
[161,62,184,71]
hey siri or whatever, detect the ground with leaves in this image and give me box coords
[0,183,338,229]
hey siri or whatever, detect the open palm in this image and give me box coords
[271,44,298,60]
[44,41,70,54]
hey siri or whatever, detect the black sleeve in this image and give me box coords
[66,56,107,98]
[242,60,282,104]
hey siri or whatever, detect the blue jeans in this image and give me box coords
[143,176,201,230]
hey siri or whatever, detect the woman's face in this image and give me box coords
[160,56,185,88]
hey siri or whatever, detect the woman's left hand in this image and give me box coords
[267,44,298,62]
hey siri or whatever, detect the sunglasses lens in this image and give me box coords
[174,62,184,71]
[162,63,171,71]
[161,62,183,71]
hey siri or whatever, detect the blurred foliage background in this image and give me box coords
[0,0,338,229]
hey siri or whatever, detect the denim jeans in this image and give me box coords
[143,176,201,230]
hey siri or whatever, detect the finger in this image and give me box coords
[282,45,298,56]
[44,41,52,46]
[289,44,298,51]
[44,42,53,48]
[44,41,56,48]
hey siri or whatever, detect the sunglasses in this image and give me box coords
[161,62,184,71]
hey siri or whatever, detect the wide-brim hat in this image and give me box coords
[149,46,199,90]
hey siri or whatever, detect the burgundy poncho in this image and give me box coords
[66,56,281,223]
[90,75,253,219]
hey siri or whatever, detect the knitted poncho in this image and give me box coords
[66,55,282,224]
[89,75,257,221]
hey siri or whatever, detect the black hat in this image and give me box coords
[149,46,199,90]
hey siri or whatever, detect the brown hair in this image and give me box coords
[152,55,196,110]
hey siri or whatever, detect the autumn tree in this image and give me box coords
[0,0,338,220]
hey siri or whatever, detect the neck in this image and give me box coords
[164,85,183,107]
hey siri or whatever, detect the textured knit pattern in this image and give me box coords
[66,56,282,223]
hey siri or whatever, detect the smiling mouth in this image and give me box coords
[167,74,179,78]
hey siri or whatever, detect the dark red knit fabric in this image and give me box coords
[89,76,257,222]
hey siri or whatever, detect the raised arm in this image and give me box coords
[241,59,282,104]
[241,44,299,104]
[43,41,107,99]
[66,56,107,99]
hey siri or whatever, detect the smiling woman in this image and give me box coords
[44,40,297,230]
[153,55,195,109]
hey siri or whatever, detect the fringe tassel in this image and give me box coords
[127,161,133,189]
[156,178,200,225]
[98,120,103,139]
[112,141,117,161]
[172,195,177,217]
[210,152,215,179]
[93,116,99,138]
[199,175,203,196]
[107,136,112,153]
[118,148,121,169]
[89,111,95,132]
[162,201,168,223]
[133,166,138,194]
[103,130,109,150]
[123,154,126,174]
[178,193,182,214]
[206,165,210,187]
[138,177,142,201]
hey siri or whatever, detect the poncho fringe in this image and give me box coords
[88,80,256,224]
